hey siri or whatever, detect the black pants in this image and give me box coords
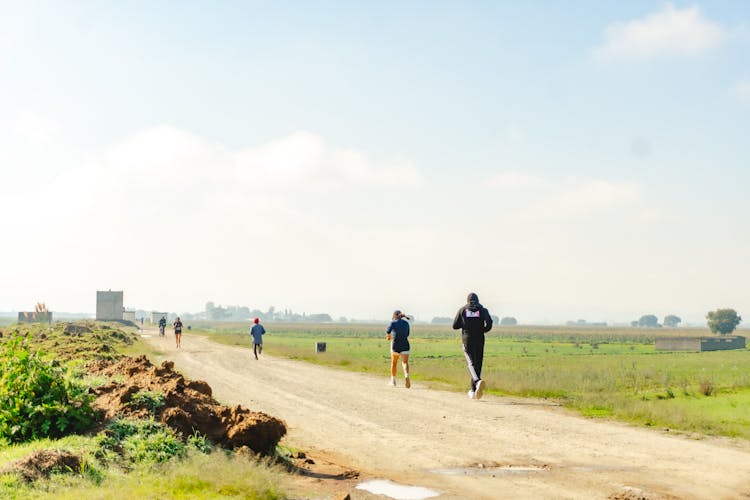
[254,343,262,358]
[462,334,485,391]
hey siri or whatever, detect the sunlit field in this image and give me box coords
[194,322,750,439]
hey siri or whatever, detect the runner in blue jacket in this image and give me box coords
[249,317,266,360]
[386,310,412,388]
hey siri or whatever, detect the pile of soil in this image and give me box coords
[89,355,286,454]
[63,323,92,335]
[1,450,81,482]
[0,322,139,363]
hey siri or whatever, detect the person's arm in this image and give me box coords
[483,309,493,333]
[452,308,464,330]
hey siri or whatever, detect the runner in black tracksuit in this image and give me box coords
[452,292,493,400]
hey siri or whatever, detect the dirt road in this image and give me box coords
[144,332,750,499]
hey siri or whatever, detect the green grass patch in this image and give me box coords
[0,444,286,499]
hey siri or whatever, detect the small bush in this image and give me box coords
[0,335,95,443]
[657,387,675,400]
[123,428,186,464]
[700,380,714,396]
[127,391,166,415]
[187,432,213,454]
[98,418,185,464]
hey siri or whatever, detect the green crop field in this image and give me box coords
[195,322,750,440]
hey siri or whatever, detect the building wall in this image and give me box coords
[655,337,701,351]
[96,291,124,321]
[151,311,168,323]
[656,336,746,351]
[700,336,746,351]
[17,311,52,323]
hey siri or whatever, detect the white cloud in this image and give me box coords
[9,111,62,144]
[0,112,80,184]
[487,171,641,218]
[97,126,423,193]
[551,179,639,216]
[0,119,427,315]
[0,118,728,325]
[488,171,547,191]
[593,3,725,61]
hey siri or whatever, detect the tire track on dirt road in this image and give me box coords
[144,331,750,499]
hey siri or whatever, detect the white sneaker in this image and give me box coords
[467,390,475,399]
[475,380,485,400]
[405,377,411,389]
[389,377,396,387]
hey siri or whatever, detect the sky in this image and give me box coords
[1,1,749,324]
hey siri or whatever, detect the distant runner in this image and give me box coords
[452,293,492,400]
[386,310,411,388]
[173,316,183,348]
[158,316,167,336]
[249,317,266,360]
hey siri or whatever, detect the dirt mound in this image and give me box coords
[63,323,92,335]
[1,450,81,482]
[90,355,286,454]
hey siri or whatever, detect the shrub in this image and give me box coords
[127,391,166,415]
[187,431,213,454]
[98,418,186,464]
[123,428,186,463]
[699,379,714,396]
[0,335,95,443]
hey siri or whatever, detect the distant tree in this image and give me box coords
[706,308,741,335]
[630,320,638,327]
[208,305,229,320]
[663,315,682,328]
[637,315,660,328]
[431,317,452,324]
[491,315,500,324]
[500,317,517,326]
[308,313,332,322]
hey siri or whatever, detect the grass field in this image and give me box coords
[195,322,750,440]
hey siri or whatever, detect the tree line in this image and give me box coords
[631,308,742,334]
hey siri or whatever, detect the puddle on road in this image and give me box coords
[356,479,440,499]
[431,465,547,476]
